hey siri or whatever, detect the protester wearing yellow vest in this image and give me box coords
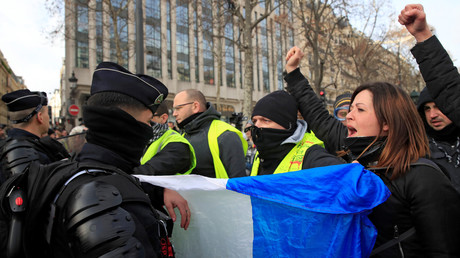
[135,103,196,175]
[249,91,344,176]
[173,89,247,178]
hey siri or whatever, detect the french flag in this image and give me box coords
[136,163,390,258]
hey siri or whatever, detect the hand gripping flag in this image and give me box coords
[136,163,390,258]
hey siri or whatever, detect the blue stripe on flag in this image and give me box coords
[226,163,389,257]
[226,163,389,214]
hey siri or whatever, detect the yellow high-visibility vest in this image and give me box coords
[141,129,196,175]
[250,132,324,176]
[207,120,248,178]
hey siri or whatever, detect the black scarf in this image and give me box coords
[250,126,296,159]
[427,122,460,142]
[343,136,387,166]
[83,105,153,168]
[177,112,203,129]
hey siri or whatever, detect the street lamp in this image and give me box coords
[410,90,419,104]
[68,71,78,89]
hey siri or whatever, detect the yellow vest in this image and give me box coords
[141,129,196,175]
[250,132,324,176]
[207,120,248,178]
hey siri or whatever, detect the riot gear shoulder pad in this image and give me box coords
[64,180,144,256]
[1,139,40,178]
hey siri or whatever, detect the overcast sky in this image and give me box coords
[0,1,458,94]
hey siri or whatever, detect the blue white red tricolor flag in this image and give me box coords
[136,163,390,258]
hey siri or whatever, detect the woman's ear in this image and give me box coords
[382,122,389,133]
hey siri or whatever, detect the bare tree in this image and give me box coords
[226,0,285,118]
[287,0,349,95]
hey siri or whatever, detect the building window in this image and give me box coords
[261,17,269,92]
[146,0,162,78]
[202,0,214,85]
[176,0,190,81]
[193,3,199,82]
[108,2,128,67]
[225,15,235,88]
[95,1,103,64]
[76,4,89,68]
[239,49,243,88]
[255,12,260,91]
[77,41,89,68]
[167,0,172,79]
[77,4,88,33]
[275,22,283,90]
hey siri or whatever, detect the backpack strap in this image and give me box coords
[369,157,442,256]
[370,227,416,256]
[411,157,446,176]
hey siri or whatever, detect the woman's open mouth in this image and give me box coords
[347,126,357,137]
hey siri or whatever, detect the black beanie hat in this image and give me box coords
[251,90,298,130]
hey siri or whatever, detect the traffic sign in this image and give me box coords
[68,104,80,116]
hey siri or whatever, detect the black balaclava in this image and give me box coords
[83,105,153,168]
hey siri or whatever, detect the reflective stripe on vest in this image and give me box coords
[208,120,248,178]
[250,132,324,176]
[141,129,196,175]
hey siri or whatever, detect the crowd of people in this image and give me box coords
[0,3,459,257]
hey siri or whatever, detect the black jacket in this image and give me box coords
[182,103,246,178]
[254,120,345,175]
[285,68,460,257]
[411,36,460,127]
[417,88,460,194]
[0,128,69,184]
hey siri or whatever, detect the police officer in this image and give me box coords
[1,62,190,257]
[0,90,69,184]
[136,102,196,175]
[248,90,344,175]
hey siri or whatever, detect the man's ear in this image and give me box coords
[36,111,44,124]
[161,113,169,124]
[192,101,200,113]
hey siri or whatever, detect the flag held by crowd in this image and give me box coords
[136,163,390,258]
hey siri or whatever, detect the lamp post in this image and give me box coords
[67,71,79,128]
[410,90,419,104]
[69,71,78,90]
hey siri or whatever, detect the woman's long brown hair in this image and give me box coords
[351,82,430,180]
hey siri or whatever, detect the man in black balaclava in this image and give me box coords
[248,90,343,176]
[417,87,460,194]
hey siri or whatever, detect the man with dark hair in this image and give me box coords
[399,4,460,127]
[173,89,247,178]
[136,102,196,175]
[0,89,69,184]
[248,90,344,175]
[416,88,460,193]
[399,4,460,193]
[0,62,190,258]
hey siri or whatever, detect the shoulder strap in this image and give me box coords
[370,227,416,256]
[411,157,445,174]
